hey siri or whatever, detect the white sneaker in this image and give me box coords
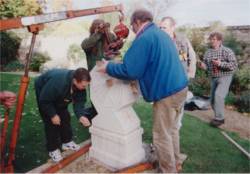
[62,141,80,151]
[49,149,63,162]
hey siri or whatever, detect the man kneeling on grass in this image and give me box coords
[35,68,93,162]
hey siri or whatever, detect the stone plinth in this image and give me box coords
[89,66,145,170]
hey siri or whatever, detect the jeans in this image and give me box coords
[210,75,233,120]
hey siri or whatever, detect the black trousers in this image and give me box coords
[41,109,73,152]
[35,83,72,152]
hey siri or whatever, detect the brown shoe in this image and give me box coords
[176,163,182,173]
[210,119,225,127]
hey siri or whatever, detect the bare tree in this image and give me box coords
[125,0,175,22]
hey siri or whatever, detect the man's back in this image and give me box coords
[107,23,188,102]
[35,69,72,91]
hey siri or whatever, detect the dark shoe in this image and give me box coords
[210,119,225,127]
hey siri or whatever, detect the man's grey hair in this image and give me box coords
[130,9,153,24]
[161,16,176,27]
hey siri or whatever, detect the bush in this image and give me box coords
[225,91,237,105]
[189,68,210,97]
[0,31,21,69]
[235,90,250,113]
[4,60,24,71]
[30,52,51,72]
[67,44,85,62]
[232,66,250,93]
[189,28,207,60]
[224,34,244,56]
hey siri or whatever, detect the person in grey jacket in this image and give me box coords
[159,16,197,170]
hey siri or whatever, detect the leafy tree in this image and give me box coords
[99,0,120,28]
[67,44,86,62]
[0,31,21,69]
[224,34,243,56]
[50,0,72,11]
[30,52,51,72]
[0,0,42,70]
[125,0,175,22]
[0,0,42,19]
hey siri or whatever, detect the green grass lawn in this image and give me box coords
[1,73,250,173]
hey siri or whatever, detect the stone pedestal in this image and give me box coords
[89,66,145,170]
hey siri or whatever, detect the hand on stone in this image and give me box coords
[106,79,114,87]
[51,115,61,125]
[97,59,108,74]
[79,116,91,127]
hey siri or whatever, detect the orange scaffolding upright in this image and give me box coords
[0,4,124,173]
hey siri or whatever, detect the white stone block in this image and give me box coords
[89,65,145,169]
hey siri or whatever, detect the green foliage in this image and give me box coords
[207,21,227,34]
[3,60,25,71]
[235,90,250,113]
[188,28,207,60]
[232,66,250,93]
[120,40,132,59]
[0,0,41,18]
[224,33,244,56]
[189,68,210,97]
[225,91,237,105]
[0,31,21,69]
[30,52,51,72]
[67,44,86,62]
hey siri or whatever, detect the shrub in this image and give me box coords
[224,33,244,56]
[188,28,207,60]
[0,31,21,69]
[4,60,24,71]
[232,66,250,93]
[235,90,250,113]
[225,91,237,105]
[189,68,210,97]
[30,52,51,72]
[67,44,85,62]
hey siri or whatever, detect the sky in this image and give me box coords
[71,0,250,27]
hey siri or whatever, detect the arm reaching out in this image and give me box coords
[0,91,16,109]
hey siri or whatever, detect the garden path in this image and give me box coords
[185,107,250,139]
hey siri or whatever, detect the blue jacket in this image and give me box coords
[107,23,188,102]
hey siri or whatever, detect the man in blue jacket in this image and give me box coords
[98,9,188,173]
[35,68,92,162]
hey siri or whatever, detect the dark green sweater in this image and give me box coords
[81,32,116,70]
[35,69,87,119]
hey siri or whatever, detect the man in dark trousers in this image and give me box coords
[35,68,92,162]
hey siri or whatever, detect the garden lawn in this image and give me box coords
[1,73,249,173]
